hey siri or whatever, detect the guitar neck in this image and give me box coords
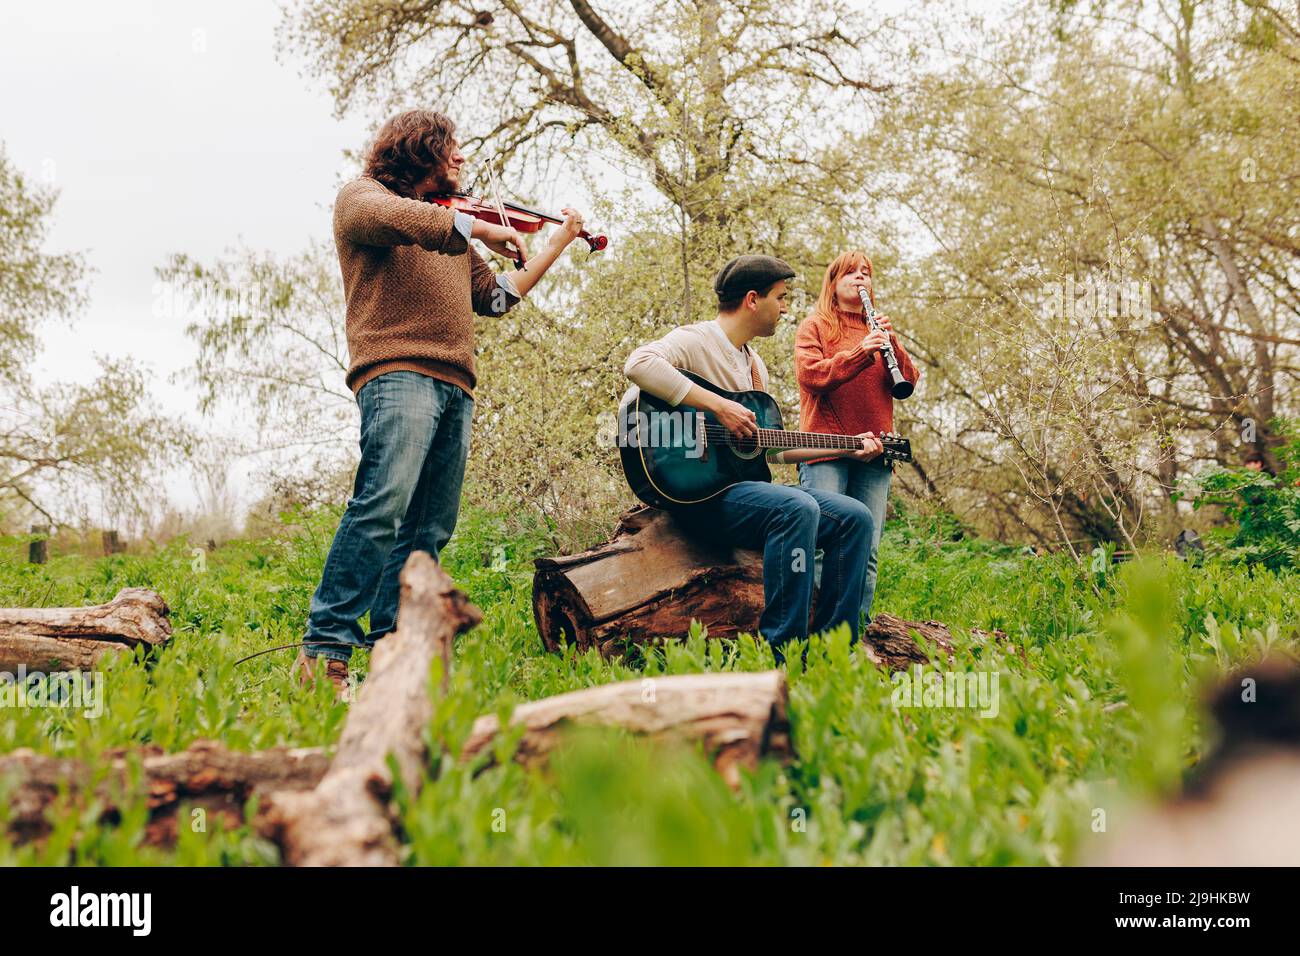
[754,428,867,451]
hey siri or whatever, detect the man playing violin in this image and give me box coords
[297,108,584,695]
[623,254,880,664]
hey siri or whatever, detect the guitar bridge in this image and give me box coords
[695,411,708,462]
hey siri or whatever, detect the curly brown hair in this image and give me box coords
[363,110,457,199]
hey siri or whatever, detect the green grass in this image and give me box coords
[0,505,1296,865]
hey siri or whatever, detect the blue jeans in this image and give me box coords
[672,482,873,653]
[798,458,892,624]
[304,371,473,662]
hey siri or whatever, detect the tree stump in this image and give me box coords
[0,587,171,671]
[0,740,329,848]
[461,670,793,790]
[101,529,125,556]
[532,506,959,668]
[267,551,482,867]
[28,525,49,565]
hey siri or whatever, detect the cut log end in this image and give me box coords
[0,587,172,671]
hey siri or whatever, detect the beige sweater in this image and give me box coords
[623,320,770,403]
[334,177,514,397]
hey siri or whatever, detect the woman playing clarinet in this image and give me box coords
[794,250,920,626]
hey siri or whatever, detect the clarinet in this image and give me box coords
[858,287,913,399]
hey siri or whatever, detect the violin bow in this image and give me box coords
[485,162,524,270]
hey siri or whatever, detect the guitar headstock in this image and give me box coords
[879,431,913,463]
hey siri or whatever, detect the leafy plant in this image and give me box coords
[1174,418,1300,570]
[1,500,1296,865]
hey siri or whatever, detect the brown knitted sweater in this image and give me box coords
[334,176,510,397]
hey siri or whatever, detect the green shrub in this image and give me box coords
[1174,418,1300,570]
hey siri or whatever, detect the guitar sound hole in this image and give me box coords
[726,434,762,460]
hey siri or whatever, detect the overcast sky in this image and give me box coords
[1,1,374,518]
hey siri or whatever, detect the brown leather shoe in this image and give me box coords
[294,650,351,701]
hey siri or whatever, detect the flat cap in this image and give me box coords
[714,254,797,302]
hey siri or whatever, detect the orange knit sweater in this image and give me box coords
[794,310,920,464]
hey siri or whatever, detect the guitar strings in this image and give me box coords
[693,422,898,450]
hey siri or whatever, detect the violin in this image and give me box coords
[427,193,608,265]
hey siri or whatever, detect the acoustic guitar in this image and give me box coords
[618,369,912,509]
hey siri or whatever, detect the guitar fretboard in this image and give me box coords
[701,423,893,451]
[756,427,865,450]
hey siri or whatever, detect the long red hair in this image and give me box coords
[812,250,875,338]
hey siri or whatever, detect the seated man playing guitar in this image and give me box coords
[621,254,888,661]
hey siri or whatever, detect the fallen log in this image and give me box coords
[858,613,956,668]
[461,670,793,789]
[0,740,328,848]
[267,551,481,867]
[532,506,960,668]
[0,587,171,672]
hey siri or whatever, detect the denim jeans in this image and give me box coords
[672,481,872,653]
[304,371,473,662]
[798,457,892,624]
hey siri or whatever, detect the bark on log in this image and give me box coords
[461,670,793,789]
[859,613,956,668]
[532,506,961,669]
[267,551,482,867]
[0,588,171,671]
[0,740,328,847]
[533,506,763,657]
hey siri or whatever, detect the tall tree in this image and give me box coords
[0,146,187,531]
[854,0,1300,549]
[279,0,894,262]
